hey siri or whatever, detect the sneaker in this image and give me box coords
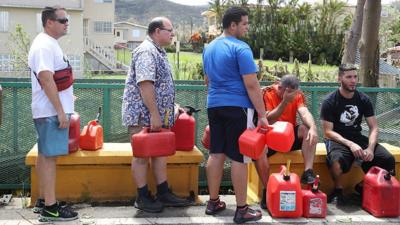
[233,205,262,224]
[39,205,78,221]
[327,188,347,206]
[260,189,267,209]
[301,169,316,184]
[205,197,226,215]
[32,199,68,214]
[32,198,44,214]
[135,192,163,213]
[355,182,363,196]
[156,189,191,207]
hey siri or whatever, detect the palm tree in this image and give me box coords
[208,0,228,32]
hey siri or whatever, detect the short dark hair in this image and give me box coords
[280,74,300,90]
[42,6,65,27]
[148,18,164,35]
[222,6,248,29]
[338,64,357,76]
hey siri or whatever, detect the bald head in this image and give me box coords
[148,17,171,35]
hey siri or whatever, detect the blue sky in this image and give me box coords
[168,0,395,6]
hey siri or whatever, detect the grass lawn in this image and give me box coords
[114,50,338,81]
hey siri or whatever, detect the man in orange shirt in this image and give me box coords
[255,74,318,209]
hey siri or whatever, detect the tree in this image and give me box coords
[359,0,381,87]
[208,0,228,32]
[341,0,365,65]
[7,24,31,74]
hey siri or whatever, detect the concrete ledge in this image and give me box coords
[247,143,400,203]
[25,143,204,205]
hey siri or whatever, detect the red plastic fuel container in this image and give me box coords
[302,175,327,218]
[266,121,294,152]
[267,160,303,218]
[201,125,210,150]
[79,107,103,150]
[238,126,266,160]
[363,166,400,217]
[68,113,80,153]
[131,127,176,157]
[171,106,200,151]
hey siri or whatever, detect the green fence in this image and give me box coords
[1,81,399,190]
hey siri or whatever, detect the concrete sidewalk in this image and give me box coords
[0,196,399,225]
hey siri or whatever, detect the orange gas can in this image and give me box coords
[363,166,400,217]
[267,160,303,218]
[79,107,103,150]
[302,175,327,218]
[131,127,176,157]
[171,106,200,151]
[68,113,80,153]
[266,121,294,152]
[201,125,210,150]
[238,126,266,160]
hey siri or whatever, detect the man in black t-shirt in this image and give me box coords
[320,64,395,205]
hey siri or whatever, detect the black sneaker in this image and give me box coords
[32,199,68,214]
[233,205,262,224]
[205,197,226,215]
[355,182,363,196]
[327,188,347,206]
[156,189,191,207]
[135,192,163,213]
[301,169,316,184]
[39,205,78,221]
[32,198,44,214]
[260,189,267,209]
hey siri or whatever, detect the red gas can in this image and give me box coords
[302,175,327,218]
[79,107,103,150]
[201,125,210,150]
[171,106,200,151]
[68,113,80,153]
[267,160,303,218]
[131,127,176,158]
[238,126,266,160]
[266,121,294,152]
[363,166,400,217]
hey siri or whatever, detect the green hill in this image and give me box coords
[116,0,208,33]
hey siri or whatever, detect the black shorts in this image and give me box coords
[325,135,395,174]
[208,106,255,163]
[266,125,302,157]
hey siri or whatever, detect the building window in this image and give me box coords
[95,0,112,3]
[94,21,112,33]
[116,31,120,37]
[67,55,81,71]
[132,29,140,38]
[0,54,13,71]
[0,11,9,32]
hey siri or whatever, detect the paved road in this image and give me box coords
[0,196,399,224]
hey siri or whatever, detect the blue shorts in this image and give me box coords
[33,115,70,157]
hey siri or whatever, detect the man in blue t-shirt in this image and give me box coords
[320,64,395,206]
[202,6,268,224]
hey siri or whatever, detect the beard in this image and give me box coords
[341,82,356,93]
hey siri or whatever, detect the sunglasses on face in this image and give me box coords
[160,28,173,33]
[55,18,69,24]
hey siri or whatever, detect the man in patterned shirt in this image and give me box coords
[122,17,190,213]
